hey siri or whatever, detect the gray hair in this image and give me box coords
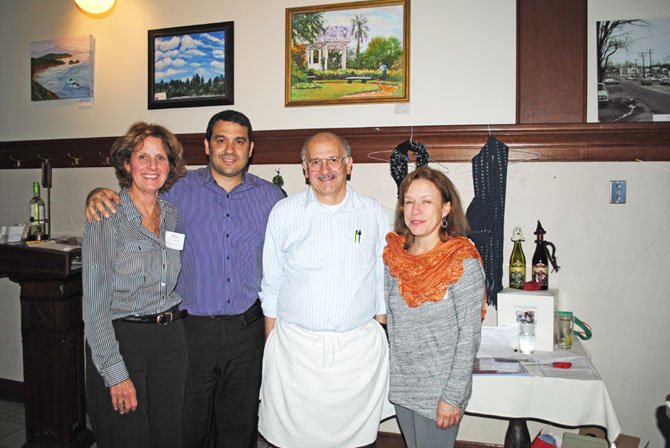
[300,132,352,162]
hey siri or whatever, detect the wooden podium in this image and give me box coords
[0,243,94,448]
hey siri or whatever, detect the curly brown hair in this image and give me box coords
[111,122,187,191]
[394,166,470,250]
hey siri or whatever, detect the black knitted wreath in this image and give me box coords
[390,140,431,189]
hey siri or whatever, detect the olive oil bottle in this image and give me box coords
[509,227,526,289]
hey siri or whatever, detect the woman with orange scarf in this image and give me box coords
[383,167,486,448]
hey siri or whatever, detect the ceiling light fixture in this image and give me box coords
[74,0,116,15]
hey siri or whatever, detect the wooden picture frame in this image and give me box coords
[285,0,409,107]
[148,21,234,109]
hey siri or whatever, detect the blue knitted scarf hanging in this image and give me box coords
[465,135,509,307]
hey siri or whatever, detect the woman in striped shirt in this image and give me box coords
[83,122,187,448]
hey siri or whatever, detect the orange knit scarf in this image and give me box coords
[383,232,487,318]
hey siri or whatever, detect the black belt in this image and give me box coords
[117,306,187,325]
[208,299,263,327]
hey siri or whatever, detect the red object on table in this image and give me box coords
[531,435,557,448]
[523,280,541,291]
[552,362,573,369]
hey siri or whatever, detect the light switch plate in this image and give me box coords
[609,180,626,204]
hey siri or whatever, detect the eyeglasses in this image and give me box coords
[304,156,348,171]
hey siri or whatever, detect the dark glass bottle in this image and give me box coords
[532,221,548,290]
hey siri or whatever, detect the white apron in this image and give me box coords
[259,319,394,448]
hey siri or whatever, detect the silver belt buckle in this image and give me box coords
[156,312,173,325]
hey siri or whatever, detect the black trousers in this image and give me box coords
[182,301,265,448]
[86,319,188,448]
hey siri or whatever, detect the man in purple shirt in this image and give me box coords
[86,110,284,448]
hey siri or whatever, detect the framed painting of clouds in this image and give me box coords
[148,21,234,109]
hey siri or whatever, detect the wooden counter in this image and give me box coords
[0,243,94,448]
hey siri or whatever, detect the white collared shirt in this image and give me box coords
[260,186,390,332]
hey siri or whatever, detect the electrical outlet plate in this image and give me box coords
[609,180,626,204]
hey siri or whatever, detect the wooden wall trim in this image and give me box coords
[1,122,669,170]
[377,431,502,448]
[517,0,587,123]
[0,378,23,403]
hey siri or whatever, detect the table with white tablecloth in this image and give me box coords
[466,337,621,447]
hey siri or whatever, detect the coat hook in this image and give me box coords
[8,155,22,168]
[67,152,81,167]
[98,152,111,166]
[37,154,50,163]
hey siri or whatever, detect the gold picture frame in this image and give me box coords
[285,0,409,107]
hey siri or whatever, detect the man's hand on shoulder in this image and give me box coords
[85,188,120,223]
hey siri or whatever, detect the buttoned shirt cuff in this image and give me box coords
[100,361,130,388]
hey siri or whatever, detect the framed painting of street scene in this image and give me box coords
[285,0,409,107]
[597,18,670,122]
[148,21,234,109]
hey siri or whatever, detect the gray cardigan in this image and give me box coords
[384,258,485,419]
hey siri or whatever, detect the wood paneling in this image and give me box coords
[517,0,587,123]
[0,378,23,403]
[377,431,503,448]
[1,122,669,170]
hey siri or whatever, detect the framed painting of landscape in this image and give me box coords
[31,35,94,102]
[148,21,234,109]
[285,0,409,107]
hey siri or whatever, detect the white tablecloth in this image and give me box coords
[466,339,621,441]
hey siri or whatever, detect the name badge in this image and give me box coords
[165,231,185,250]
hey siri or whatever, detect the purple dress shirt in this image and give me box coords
[162,167,283,316]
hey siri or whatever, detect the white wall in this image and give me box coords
[1,0,669,446]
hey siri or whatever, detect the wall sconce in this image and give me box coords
[74,0,116,15]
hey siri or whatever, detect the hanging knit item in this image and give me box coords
[465,135,509,307]
[390,140,431,194]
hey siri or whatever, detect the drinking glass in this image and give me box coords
[518,322,535,354]
[556,311,574,349]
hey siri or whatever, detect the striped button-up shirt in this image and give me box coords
[161,168,284,316]
[83,188,182,386]
[260,186,390,332]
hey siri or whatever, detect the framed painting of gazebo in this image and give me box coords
[285,0,409,107]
